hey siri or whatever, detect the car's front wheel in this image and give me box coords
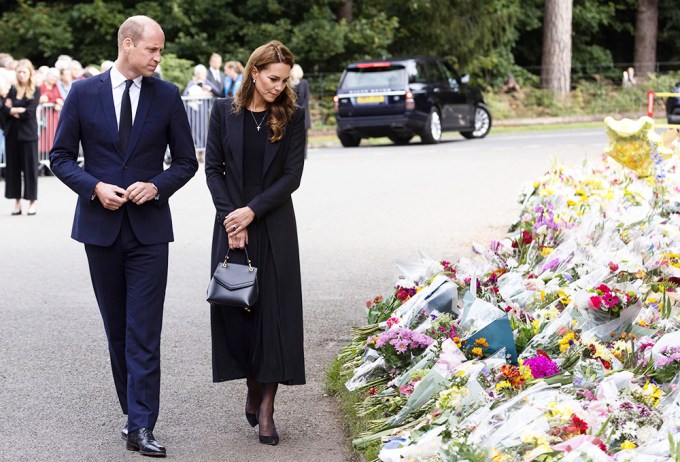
[420,108,442,144]
[338,131,361,148]
[388,134,413,145]
[460,104,492,139]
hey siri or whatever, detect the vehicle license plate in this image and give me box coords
[356,95,385,104]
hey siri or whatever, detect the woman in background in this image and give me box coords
[205,40,306,446]
[1,59,40,215]
[223,60,244,97]
[290,64,310,157]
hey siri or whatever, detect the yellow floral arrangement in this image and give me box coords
[604,116,673,177]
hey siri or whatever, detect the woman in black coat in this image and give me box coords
[205,40,306,446]
[1,59,40,215]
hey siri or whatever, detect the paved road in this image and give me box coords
[0,128,607,461]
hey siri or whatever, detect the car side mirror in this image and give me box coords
[461,74,470,84]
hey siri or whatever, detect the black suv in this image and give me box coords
[333,57,491,147]
[666,82,680,125]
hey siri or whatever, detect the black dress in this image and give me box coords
[210,109,306,385]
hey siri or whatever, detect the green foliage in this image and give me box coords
[158,53,195,91]
[0,0,74,62]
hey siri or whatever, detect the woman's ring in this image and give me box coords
[232,225,237,231]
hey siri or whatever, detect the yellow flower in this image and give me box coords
[643,381,663,406]
[475,337,489,348]
[575,189,587,197]
[557,290,571,306]
[559,332,576,352]
[495,381,512,392]
[620,440,637,449]
[539,188,555,196]
[567,199,577,207]
[540,247,554,257]
[471,347,483,357]
[540,290,546,302]
[531,319,541,334]
[491,448,510,462]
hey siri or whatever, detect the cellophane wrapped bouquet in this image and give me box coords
[331,130,680,461]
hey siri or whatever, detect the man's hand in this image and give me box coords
[94,182,127,210]
[125,182,157,205]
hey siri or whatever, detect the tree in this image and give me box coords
[541,0,573,96]
[634,0,658,79]
[336,0,352,22]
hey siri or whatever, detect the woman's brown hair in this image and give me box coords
[15,59,36,100]
[232,40,297,143]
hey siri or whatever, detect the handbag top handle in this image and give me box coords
[223,246,254,272]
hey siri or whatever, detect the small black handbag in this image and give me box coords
[207,247,258,311]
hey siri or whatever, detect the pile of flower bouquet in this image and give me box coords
[334,148,680,461]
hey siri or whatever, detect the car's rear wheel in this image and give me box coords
[460,104,492,139]
[388,134,413,145]
[338,132,361,148]
[420,108,442,144]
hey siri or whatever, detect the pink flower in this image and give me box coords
[386,317,399,328]
[523,355,560,378]
[602,293,620,308]
[394,340,409,353]
[608,261,619,272]
[589,296,603,309]
[595,284,611,294]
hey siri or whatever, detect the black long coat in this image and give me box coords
[205,98,306,384]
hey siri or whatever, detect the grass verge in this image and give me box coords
[325,355,382,462]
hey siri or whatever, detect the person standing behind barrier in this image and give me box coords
[223,60,244,97]
[205,39,306,447]
[0,70,9,176]
[205,52,225,98]
[184,64,215,163]
[56,66,72,100]
[39,68,63,158]
[290,64,310,157]
[1,59,40,216]
[49,15,198,457]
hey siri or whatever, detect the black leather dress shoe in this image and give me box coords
[127,428,166,457]
[121,424,128,441]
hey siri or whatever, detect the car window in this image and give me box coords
[441,61,461,90]
[340,67,407,90]
[403,61,428,84]
[426,61,447,86]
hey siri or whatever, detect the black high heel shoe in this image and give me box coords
[256,410,279,445]
[245,411,258,427]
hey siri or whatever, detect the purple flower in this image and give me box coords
[542,258,560,273]
[394,340,409,354]
[523,355,560,378]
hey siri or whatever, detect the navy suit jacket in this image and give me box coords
[49,71,198,246]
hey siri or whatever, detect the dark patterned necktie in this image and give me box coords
[119,79,133,153]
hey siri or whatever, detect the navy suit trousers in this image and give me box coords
[84,208,168,432]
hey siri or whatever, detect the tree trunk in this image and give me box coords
[634,0,658,80]
[541,0,573,97]
[337,0,353,23]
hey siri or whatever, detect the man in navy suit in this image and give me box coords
[49,15,197,457]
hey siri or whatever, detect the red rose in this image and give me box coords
[522,230,533,245]
[608,262,619,272]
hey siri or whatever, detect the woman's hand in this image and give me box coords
[228,229,249,249]
[224,207,255,238]
[9,107,25,118]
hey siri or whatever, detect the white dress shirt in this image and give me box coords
[110,64,142,128]
[211,68,221,82]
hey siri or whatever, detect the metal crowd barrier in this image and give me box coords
[0,96,216,170]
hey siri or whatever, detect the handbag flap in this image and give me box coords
[212,263,257,290]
